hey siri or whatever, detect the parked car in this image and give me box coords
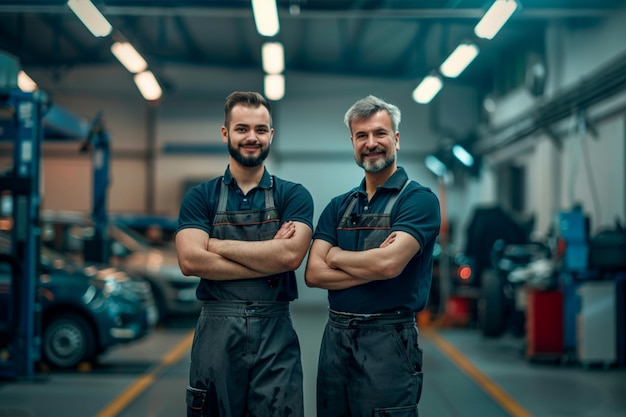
[40,211,201,322]
[0,232,157,369]
[111,213,178,248]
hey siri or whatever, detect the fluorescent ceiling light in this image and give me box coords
[262,42,284,74]
[18,70,37,92]
[412,75,443,104]
[67,0,112,38]
[133,71,162,101]
[111,42,147,73]
[425,155,447,177]
[264,74,285,101]
[439,43,479,78]
[252,0,280,37]
[474,0,518,40]
[452,145,475,167]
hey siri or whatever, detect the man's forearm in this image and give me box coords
[326,246,405,281]
[208,221,309,274]
[208,238,285,273]
[182,249,270,281]
[305,257,369,290]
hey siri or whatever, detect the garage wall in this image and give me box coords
[559,117,625,233]
[466,6,626,241]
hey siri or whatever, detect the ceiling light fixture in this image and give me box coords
[252,0,280,37]
[412,75,443,104]
[474,0,518,40]
[452,145,475,167]
[425,155,447,177]
[264,74,285,101]
[262,42,284,74]
[17,70,37,92]
[133,71,162,101]
[67,0,112,38]
[111,42,148,73]
[439,43,479,78]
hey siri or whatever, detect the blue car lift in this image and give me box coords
[0,89,43,380]
[0,88,110,380]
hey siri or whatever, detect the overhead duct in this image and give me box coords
[474,50,626,155]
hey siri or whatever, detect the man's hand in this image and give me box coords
[274,220,296,240]
[379,231,397,248]
[325,246,340,269]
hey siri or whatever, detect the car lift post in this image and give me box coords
[79,111,110,264]
[42,104,111,263]
[0,89,44,380]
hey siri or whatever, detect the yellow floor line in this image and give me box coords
[94,330,195,417]
[424,329,533,417]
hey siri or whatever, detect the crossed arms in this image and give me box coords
[304,231,420,290]
[176,221,312,280]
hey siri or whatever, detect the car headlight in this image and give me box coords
[83,284,107,309]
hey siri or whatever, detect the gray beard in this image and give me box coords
[355,153,396,173]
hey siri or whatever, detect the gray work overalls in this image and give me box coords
[317,181,424,417]
[186,178,304,417]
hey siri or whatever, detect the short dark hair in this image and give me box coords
[224,91,272,128]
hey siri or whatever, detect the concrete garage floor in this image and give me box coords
[0,303,625,417]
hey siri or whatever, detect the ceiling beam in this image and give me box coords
[0,4,618,20]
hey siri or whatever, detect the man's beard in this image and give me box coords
[355,151,396,173]
[228,137,270,167]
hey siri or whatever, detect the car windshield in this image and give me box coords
[40,246,71,270]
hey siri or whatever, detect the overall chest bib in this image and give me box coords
[203,178,290,301]
[337,180,410,251]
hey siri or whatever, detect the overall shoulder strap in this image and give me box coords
[217,177,229,211]
[265,176,275,209]
[383,179,411,214]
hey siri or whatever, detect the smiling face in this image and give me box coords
[350,109,399,174]
[222,104,273,168]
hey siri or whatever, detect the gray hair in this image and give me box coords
[343,95,402,133]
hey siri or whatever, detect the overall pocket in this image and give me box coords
[186,386,207,417]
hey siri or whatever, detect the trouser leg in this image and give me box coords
[316,323,350,417]
[187,313,248,417]
[248,315,304,417]
[346,323,423,416]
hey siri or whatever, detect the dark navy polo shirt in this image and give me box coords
[177,166,314,300]
[312,167,441,313]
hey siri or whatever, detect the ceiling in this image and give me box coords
[0,0,624,101]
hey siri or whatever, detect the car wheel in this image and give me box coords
[42,314,95,369]
[478,268,506,338]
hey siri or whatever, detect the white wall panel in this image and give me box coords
[561,8,626,89]
[560,116,625,234]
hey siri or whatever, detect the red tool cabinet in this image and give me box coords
[525,289,563,360]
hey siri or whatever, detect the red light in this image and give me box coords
[458,266,472,280]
